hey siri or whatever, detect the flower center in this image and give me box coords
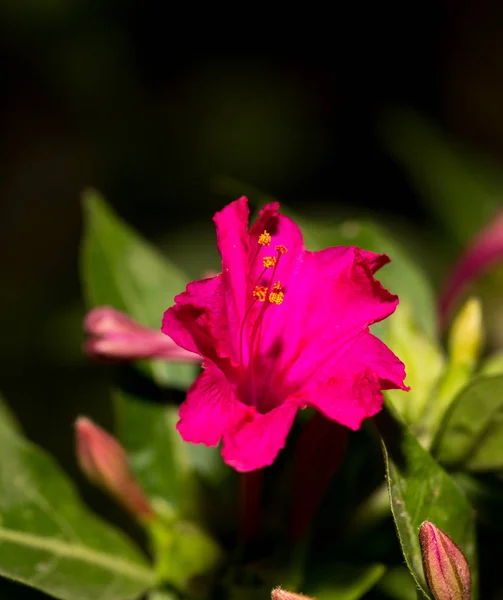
[238,231,288,407]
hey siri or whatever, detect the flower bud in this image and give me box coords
[419,521,471,600]
[448,297,484,372]
[75,417,153,521]
[440,208,503,327]
[421,298,484,446]
[271,588,315,600]
[84,306,199,362]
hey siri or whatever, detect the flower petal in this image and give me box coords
[177,364,247,446]
[214,196,250,332]
[253,246,398,402]
[162,275,233,366]
[222,402,298,471]
[249,203,305,285]
[361,249,391,274]
[305,368,384,430]
[299,330,408,430]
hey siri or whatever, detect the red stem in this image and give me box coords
[240,469,263,542]
[290,413,348,541]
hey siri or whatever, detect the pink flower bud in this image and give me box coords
[271,588,315,600]
[84,306,200,362]
[419,521,471,600]
[440,208,503,327]
[75,417,153,521]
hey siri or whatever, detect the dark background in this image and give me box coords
[1,1,503,597]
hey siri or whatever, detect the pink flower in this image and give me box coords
[440,208,503,327]
[162,198,408,471]
[84,306,200,362]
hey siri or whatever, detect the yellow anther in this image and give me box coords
[263,256,277,268]
[268,281,284,305]
[269,291,284,305]
[258,230,271,246]
[253,286,267,302]
[275,244,288,254]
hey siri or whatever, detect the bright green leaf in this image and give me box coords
[0,399,154,600]
[80,188,196,389]
[303,563,386,600]
[379,409,477,599]
[433,375,503,470]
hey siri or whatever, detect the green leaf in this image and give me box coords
[148,591,178,600]
[0,395,21,434]
[378,409,477,599]
[114,388,227,517]
[114,388,188,510]
[385,302,444,425]
[147,505,223,593]
[376,566,418,600]
[453,472,503,528]
[80,188,196,389]
[433,375,503,470]
[0,399,154,600]
[379,107,503,243]
[480,351,503,376]
[114,390,223,592]
[303,563,386,600]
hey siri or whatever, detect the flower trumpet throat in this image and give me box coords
[162,197,408,472]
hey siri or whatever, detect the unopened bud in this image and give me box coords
[419,521,471,600]
[440,207,503,326]
[84,306,199,362]
[422,298,484,445]
[75,417,153,521]
[448,297,484,371]
[271,588,315,600]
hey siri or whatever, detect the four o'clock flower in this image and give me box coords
[162,197,408,472]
